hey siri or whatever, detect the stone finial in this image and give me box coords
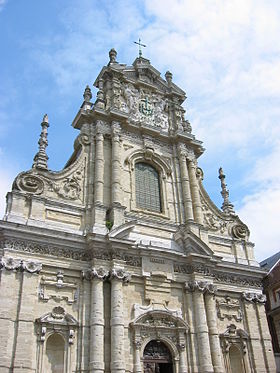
[218,167,235,214]
[32,114,49,170]
[109,48,117,63]
[165,71,173,86]
[83,85,92,102]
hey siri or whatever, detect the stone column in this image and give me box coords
[88,268,109,373]
[188,159,203,224]
[110,122,125,226]
[178,145,194,222]
[186,281,214,373]
[110,269,130,373]
[95,127,104,204]
[111,122,121,205]
[204,286,224,373]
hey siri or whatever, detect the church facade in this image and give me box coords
[0,49,275,373]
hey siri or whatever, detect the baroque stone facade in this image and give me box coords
[0,50,275,373]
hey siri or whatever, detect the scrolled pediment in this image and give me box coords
[131,310,188,331]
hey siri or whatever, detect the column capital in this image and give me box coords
[109,268,131,283]
[242,292,266,304]
[0,256,42,274]
[82,267,109,281]
[185,280,216,294]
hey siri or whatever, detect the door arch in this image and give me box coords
[143,340,173,373]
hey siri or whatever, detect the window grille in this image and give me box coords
[135,162,161,212]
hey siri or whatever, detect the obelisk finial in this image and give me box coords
[32,114,49,170]
[218,167,235,214]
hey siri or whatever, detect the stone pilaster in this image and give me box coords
[6,259,42,373]
[188,159,203,224]
[178,145,194,222]
[133,341,142,373]
[255,300,276,372]
[88,267,109,373]
[110,269,130,373]
[178,343,188,373]
[204,285,224,373]
[242,292,275,373]
[185,291,199,372]
[186,281,214,373]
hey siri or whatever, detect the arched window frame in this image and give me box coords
[220,324,250,373]
[35,306,78,373]
[125,149,172,218]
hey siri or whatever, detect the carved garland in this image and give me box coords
[0,256,42,273]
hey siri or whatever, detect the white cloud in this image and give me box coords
[238,142,280,260]
[1,0,279,261]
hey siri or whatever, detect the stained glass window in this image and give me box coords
[135,162,161,212]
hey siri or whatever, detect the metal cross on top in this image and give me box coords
[134,38,146,57]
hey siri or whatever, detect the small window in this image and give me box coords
[135,162,161,212]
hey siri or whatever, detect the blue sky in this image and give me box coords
[0,0,280,261]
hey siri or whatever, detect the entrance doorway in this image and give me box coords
[143,340,173,373]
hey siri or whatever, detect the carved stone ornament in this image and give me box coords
[201,197,230,234]
[133,303,182,319]
[39,270,78,304]
[216,296,243,322]
[242,292,266,304]
[130,310,188,353]
[174,263,262,287]
[14,173,44,195]
[1,239,142,266]
[185,280,216,294]
[37,305,78,325]
[50,169,83,200]
[220,324,249,355]
[0,256,42,273]
[231,224,249,240]
[121,84,169,131]
[82,267,109,281]
[109,268,131,282]
[36,306,78,345]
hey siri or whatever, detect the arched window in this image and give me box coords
[45,333,65,373]
[135,162,161,212]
